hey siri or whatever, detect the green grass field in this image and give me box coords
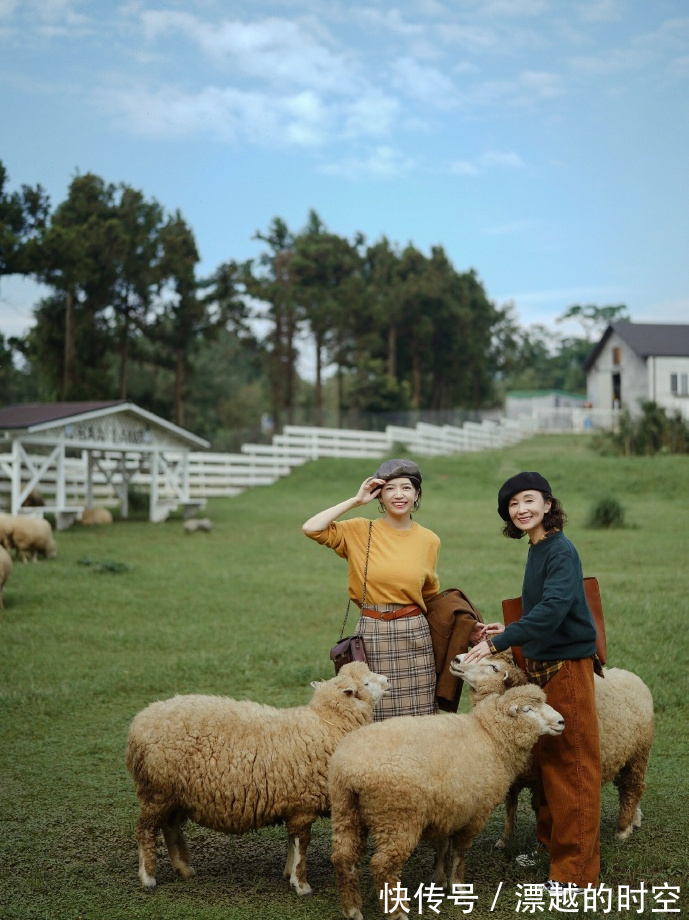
[1,434,688,919]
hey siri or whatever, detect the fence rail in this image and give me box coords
[0,409,616,510]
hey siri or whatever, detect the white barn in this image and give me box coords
[584,322,689,419]
[0,401,209,528]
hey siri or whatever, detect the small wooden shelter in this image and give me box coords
[0,401,209,529]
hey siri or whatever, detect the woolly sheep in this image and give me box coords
[1,514,56,563]
[329,684,564,920]
[125,661,389,895]
[81,507,113,525]
[182,517,212,533]
[0,544,12,608]
[450,651,654,843]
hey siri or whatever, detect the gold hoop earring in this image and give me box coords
[377,501,385,514]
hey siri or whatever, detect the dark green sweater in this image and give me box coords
[492,530,597,662]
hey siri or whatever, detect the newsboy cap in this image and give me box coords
[497,471,552,521]
[373,458,422,485]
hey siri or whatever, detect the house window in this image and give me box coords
[612,346,622,366]
[682,374,688,396]
[671,374,678,394]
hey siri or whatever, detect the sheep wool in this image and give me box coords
[80,507,113,525]
[329,684,564,920]
[125,661,388,895]
[451,651,654,843]
[0,544,12,608]
[1,514,56,562]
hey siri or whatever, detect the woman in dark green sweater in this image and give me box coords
[464,471,601,896]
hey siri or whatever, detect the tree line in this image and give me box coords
[0,161,628,447]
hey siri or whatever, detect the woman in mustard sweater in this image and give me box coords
[302,458,440,720]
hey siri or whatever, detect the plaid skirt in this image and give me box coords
[355,613,437,720]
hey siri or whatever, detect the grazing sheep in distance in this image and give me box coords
[329,684,564,920]
[0,512,13,552]
[450,651,654,843]
[81,507,113,525]
[125,662,389,895]
[1,514,56,562]
[182,517,212,533]
[0,544,12,608]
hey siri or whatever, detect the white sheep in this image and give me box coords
[125,661,388,895]
[329,684,564,920]
[450,651,654,843]
[182,517,212,533]
[1,514,56,563]
[0,544,12,608]
[81,507,113,525]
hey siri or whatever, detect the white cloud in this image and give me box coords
[390,56,459,106]
[0,0,19,18]
[319,146,416,180]
[139,11,360,94]
[577,0,623,24]
[341,90,400,139]
[448,149,525,177]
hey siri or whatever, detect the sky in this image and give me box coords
[1,0,688,371]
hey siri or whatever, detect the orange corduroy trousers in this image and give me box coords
[533,657,601,887]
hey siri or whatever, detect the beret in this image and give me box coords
[497,471,552,521]
[373,458,422,485]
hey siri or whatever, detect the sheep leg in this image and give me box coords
[614,752,649,840]
[331,786,367,920]
[161,811,195,880]
[135,806,160,890]
[495,781,521,848]
[449,819,484,887]
[283,818,313,895]
[369,820,422,920]
[431,836,451,888]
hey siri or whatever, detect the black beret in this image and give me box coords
[497,471,552,521]
[373,458,422,486]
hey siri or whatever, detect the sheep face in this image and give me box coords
[312,661,389,709]
[499,687,565,738]
[450,651,526,698]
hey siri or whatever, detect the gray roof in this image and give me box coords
[585,322,689,370]
[0,401,125,429]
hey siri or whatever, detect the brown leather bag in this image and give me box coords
[502,575,607,671]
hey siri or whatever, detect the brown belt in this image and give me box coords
[361,603,421,621]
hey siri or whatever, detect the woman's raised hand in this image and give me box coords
[356,477,385,505]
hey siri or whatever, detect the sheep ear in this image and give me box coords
[502,671,512,687]
[310,680,322,689]
[508,702,519,717]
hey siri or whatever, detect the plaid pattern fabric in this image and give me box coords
[356,613,437,720]
[525,655,604,688]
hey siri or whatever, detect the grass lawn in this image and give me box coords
[1,434,687,919]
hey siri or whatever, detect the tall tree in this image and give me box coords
[557,303,629,341]
[290,211,363,425]
[0,160,50,279]
[244,218,300,429]
[149,212,205,427]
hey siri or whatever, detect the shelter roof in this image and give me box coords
[0,401,209,449]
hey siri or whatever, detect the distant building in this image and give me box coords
[584,322,689,418]
[505,389,586,420]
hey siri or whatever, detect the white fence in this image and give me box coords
[0,410,614,510]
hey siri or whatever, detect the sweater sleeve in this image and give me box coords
[492,543,580,652]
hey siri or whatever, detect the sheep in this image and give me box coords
[0,512,13,552]
[450,651,654,844]
[329,684,565,920]
[0,544,12,608]
[81,507,113,525]
[1,514,56,562]
[125,661,389,895]
[182,517,212,533]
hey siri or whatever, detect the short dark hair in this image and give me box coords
[502,495,567,539]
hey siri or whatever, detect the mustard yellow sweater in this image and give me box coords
[307,517,440,611]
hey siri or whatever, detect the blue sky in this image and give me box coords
[1,0,688,364]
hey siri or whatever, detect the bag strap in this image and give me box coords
[339,520,373,640]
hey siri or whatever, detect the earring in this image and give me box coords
[377,501,385,514]
[413,499,420,512]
